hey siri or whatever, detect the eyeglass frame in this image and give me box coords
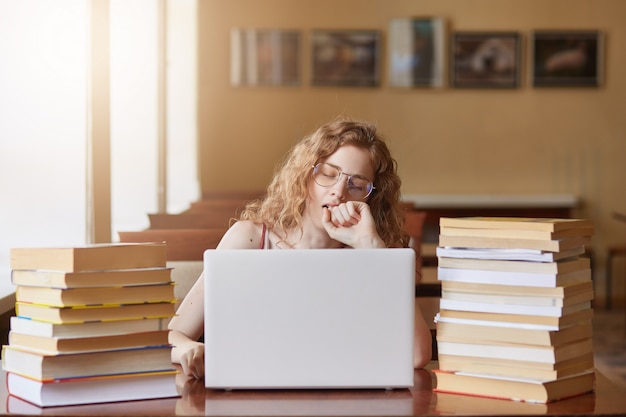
[311,162,376,199]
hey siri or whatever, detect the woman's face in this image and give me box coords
[307,144,375,220]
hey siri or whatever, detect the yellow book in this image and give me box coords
[15,302,176,324]
[16,283,176,307]
[11,267,172,289]
[8,330,170,355]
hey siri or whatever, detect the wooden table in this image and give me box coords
[2,364,625,416]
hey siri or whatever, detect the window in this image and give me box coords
[110,0,199,237]
[0,0,198,282]
[0,0,88,282]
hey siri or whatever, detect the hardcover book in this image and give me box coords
[15,283,176,307]
[436,246,585,262]
[437,308,593,330]
[6,371,179,407]
[437,267,591,288]
[10,243,167,272]
[11,267,172,288]
[436,320,592,347]
[438,217,594,233]
[438,234,591,253]
[441,281,593,308]
[9,316,168,338]
[437,353,595,382]
[434,370,595,403]
[436,338,593,364]
[437,257,590,274]
[1,345,174,381]
[438,299,591,317]
[439,225,594,241]
[8,330,169,355]
[15,301,176,324]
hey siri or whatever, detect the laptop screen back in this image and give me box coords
[203,248,415,389]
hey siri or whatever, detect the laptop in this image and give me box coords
[203,248,415,390]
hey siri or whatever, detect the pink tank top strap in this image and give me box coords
[260,224,266,249]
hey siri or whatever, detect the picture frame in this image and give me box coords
[450,32,521,88]
[230,28,301,87]
[311,30,380,87]
[388,17,446,88]
[531,30,603,87]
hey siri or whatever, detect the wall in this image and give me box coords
[197,0,626,305]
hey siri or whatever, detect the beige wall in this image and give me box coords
[197,0,626,305]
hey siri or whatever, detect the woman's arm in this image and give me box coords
[413,303,433,368]
[168,273,205,378]
[168,221,262,379]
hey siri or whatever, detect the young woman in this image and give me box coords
[169,117,432,379]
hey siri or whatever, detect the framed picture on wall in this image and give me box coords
[532,30,603,87]
[230,28,301,87]
[388,17,446,88]
[311,30,380,87]
[450,32,521,88]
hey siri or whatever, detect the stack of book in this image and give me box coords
[433,217,596,404]
[2,242,180,407]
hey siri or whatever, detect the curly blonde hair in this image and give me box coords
[240,117,409,248]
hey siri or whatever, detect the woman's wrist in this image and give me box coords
[351,235,386,249]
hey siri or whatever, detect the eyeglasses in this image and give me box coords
[312,162,375,199]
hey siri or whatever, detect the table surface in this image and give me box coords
[2,364,626,416]
[401,194,579,209]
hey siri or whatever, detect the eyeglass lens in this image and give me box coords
[312,163,373,199]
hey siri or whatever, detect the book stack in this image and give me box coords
[2,242,180,407]
[433,217,596,404]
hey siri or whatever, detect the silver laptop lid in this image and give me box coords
[203,248,415,389]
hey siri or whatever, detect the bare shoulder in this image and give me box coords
[217,220,264,249]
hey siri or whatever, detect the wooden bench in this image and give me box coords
[149,212,237,229]
[180,201,249,230]
[185,199,254,214]
[201,190,264,201]
[118,228,227,261]
[606,245,626,310]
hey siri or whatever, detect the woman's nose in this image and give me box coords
[331,177,348,199]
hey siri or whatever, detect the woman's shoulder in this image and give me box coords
[216,220,264,249]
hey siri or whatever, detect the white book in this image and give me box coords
[437,338,593,363]
[6,371,179,407]
[438,299,591,317]
[440,288,593,307]
[436,246,585,262]
[437,267,591,288]
[435,313,561,331]
[437,257,589,274]
[10,316,168,339]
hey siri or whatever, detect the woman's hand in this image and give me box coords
[178,342,205,379]
[322,201,385,248]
